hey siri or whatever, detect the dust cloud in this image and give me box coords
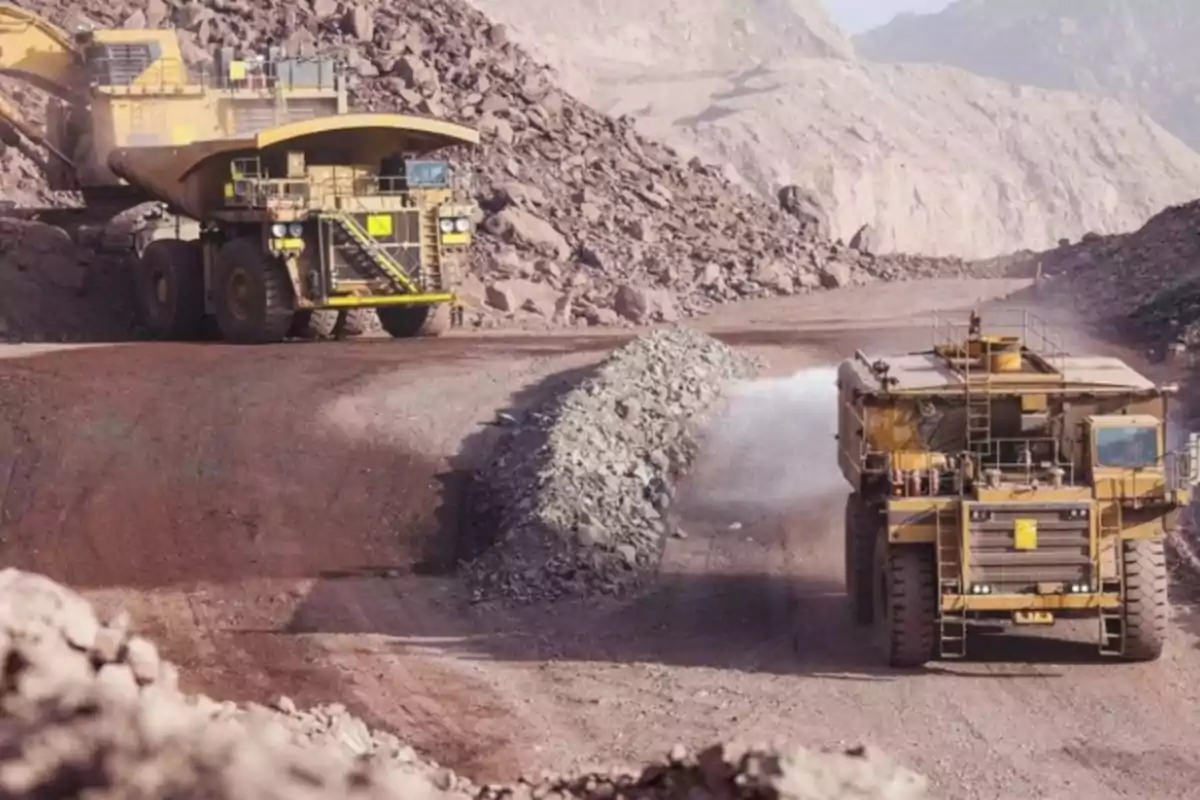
[679,366,846,518]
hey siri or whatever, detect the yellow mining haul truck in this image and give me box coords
[108,116,479,343]
[837,311,1200,667]
[0,3,480,343]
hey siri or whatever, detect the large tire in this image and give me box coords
[212,237,295,344]
[1121,538,1169,661]
[874,542,938,668]
[289,308,376,340]
[133,238,205,340]
[844,492,878,625]
[376,304,450,338]
[341,308,376,336]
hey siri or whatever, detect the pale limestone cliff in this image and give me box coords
[465,0,1200,258]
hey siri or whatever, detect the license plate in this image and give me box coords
[1013,611,1054,625]
[1013,518,1038,550]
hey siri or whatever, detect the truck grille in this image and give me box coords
[967,504,1091,592]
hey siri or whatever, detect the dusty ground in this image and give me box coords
[1,277,1198,799]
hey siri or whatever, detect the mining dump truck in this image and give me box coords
[0,3,479,343]
[837,311,1200,667]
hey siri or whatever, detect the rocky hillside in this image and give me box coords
[466,0,852,90]
[1,0,981,342]
[1035,200,1200,348]
[855,0,1200,152]
[460,0,1200,259]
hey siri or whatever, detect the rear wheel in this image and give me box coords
[1121,538,1168,661]
[376,304,450,338]
[844,492,878,625]
[133,238,205,340]
[290,308,377,340]
[212,237,295,344]
[874,541,938,668]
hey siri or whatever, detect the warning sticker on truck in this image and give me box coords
[1013,518,1038,550]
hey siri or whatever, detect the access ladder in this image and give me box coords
[322,211,419,294]
[935,506,967,658]
[1098,486,1126,656]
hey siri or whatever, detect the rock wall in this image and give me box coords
[459,0,1200,259]
[855,0,1200,153]
[464,0,853,89]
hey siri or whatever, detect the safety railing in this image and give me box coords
[884,452,960,498]
[222,165,474,210]
[968,436,1078,488]
[225,177,310,210]
[932,308,1069,375]
[85,54,344,94]
[882,438,1080,499]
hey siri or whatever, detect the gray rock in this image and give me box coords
[466,327,760,602]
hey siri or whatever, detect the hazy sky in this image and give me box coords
[823,0,955,34]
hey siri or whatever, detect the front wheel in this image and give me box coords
[844,492,878,625]
[874,541,938,668]
[212,237,295,344]
[1121,538,1168,661]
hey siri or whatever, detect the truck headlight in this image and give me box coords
[439,218,454,233]
[287,223,303,237]
[271,223,287,237]
[454,217,470,232]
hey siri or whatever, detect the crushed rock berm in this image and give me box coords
[468,326,758,602]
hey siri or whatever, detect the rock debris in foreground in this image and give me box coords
[468,326,759,602]
[0,567,929,800]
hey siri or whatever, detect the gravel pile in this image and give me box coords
[2,0,982,342]
[468,326,759,602]
[0,566,930,800]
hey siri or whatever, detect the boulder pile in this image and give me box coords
[468,326,758,602]
[0,568,472,798]
[1034,200,1200,348]
[0,218,138,343]
[0,566,930,800]
[3,0,982,340]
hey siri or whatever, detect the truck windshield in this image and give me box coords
[405,160,450,188]
[1095,426,1158,468]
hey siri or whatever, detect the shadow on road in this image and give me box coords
[414,361,602,576]
[280,567,1113,680]
[0,337,612,590]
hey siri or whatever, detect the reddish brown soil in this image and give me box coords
[1,279,1198,797]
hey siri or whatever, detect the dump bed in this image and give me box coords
[106,113,480,220]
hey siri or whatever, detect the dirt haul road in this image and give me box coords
[0,278,1198,799]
